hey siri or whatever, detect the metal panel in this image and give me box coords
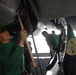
[29,0,76,21]
[0,0,21,28]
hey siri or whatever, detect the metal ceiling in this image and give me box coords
[29,0,76,21]
[0,0,76,31]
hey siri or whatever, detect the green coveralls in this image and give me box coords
[0,35,25,75]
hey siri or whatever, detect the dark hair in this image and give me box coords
[42,31,48,34]
[52,30,55,34]
[42,31,48,37]
[0,26,8,33]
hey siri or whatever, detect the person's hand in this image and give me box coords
[20,29,27,41]
[19,29,28,47]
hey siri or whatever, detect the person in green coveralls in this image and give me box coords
[42,30,59,58]
[50,30,59,47]
[0,26,27,75]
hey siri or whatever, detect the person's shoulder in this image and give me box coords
[49,34,53,36]
[11,34,20,42]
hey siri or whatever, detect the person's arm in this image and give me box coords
[5,45,23,66]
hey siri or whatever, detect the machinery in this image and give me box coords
[0,0,76,75]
